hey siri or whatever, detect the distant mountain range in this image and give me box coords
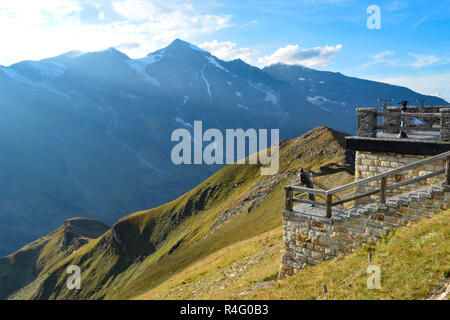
[0,38,446,256]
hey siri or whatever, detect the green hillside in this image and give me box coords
[8,126,352,300]
[0,218,109,299]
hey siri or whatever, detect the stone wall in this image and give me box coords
[279,184,449,279]
[354,151,445,202]
[383,107,401,133]
[357,108,377,138]
[442,108,450,141]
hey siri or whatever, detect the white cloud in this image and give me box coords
[411,5,444,30]
[0,0,83,25]
[257,44,342,68]
[373,50,395,60]
[199,40,258,63]
[408,53,440,68]
[386,1,409,12]
[361,51,444,69]
[112,0,158,21]
[241,20,258,28]
[200,40,346,68]
[0,0,233,66]
[361,50,395,68]
[374,73,450,103]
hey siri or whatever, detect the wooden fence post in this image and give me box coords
[446,156,450,186]
[326,194,332,218]
[286,187,293,211]
[380,177,387,203]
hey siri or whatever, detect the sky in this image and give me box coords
[0,0,449,101]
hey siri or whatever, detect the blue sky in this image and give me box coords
[1,0,449,100]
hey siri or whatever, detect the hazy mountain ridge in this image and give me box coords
[263,63,447,116]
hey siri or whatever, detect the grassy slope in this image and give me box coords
[137,210,450,300]
[250,209,450,300]
[135,227,283,299]
[28,126,353,300]
[0,217,109,299]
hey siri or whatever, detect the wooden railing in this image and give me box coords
[285,150,450,218]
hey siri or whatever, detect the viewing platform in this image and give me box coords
[346,106,450,155]
[284,104,450,218]
[279,104,450,279]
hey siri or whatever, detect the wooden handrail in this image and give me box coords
[311,179,342,201]
[291,178,343,201]
[286,185,327,196]
[331,169,445,206]
[327,150,450,195]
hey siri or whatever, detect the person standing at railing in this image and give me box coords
[298,167,315,202]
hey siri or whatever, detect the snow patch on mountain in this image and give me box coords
[189,43,207,53]
[264,92,278,105]
[0,66,69,97]
[175,116,193,128]
[126,59,160,86]
[249,82,278,105]
[206,56,229,73]
[65,50,85,58]
[141,50,164,64]
[183,95,189,106]
[201,65,212,101]
[50,61,67,70]
[307,96,341,112]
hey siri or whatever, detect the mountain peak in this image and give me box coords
[88,47,130,60]
[265,62,311,71]
[143,39,210,62]
[166,38,208,54]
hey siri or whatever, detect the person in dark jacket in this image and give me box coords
[298,167,315,201]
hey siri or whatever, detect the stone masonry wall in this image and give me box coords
[354,151,445,203]
[279,184,449,279]
[357,108,377,138]
[442,108,450,141]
